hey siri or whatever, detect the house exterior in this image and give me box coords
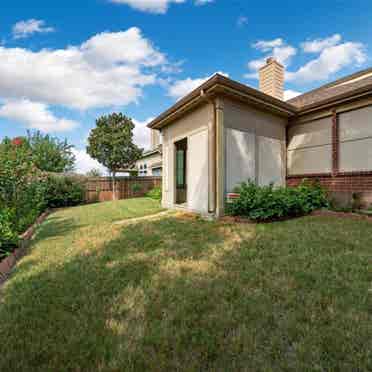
[136,129,162,176]
[148,58,372,216]
[136,147,162,176]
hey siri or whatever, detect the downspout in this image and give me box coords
[201,89,216,214]
[201,92,224,217]
[215,98,225,217]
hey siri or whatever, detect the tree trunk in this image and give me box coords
[112,171,117,201]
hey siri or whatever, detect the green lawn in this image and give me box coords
[0,198,371,371]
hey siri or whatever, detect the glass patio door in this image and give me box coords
[175,138,187,204]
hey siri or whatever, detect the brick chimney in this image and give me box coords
[259,57,284,100]
[150,129,160,149]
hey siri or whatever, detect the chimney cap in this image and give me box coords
[259,57,284,70]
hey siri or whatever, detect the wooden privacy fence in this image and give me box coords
[85,177,162,203]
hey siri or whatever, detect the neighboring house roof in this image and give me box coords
[288,67,372,111]
[151,162,162,169]
[138,145,162,160]
[148,69,372,129]
[148,74,297,129]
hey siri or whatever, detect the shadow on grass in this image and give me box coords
[0,215,371,371]
[31,215,83,243]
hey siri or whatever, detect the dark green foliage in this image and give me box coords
[15,179,46,233]
[87,113,143,174]
[131,183,142,193]
[0,209,18,257]
[146,186,162,200]
[27,130,75,173]
[227,180,329,221]
[43,174,85,208]
[0,138,46,253]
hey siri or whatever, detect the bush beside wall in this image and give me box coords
[227,180,329,222]
[146,187,162,201]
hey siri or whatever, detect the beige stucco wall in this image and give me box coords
[161,102,213,213]
[339,105,372,172]
[287,116,332,175]
[136,152,162,176]
[223,98,286,191]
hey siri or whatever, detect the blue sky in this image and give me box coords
[1,0,371,173]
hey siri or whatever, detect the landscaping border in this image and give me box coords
[311,209,372,221]
[221,209,372,224]
[0,210,52,286]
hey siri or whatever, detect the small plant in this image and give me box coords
[146,187,162,201]
[351,192,362,212]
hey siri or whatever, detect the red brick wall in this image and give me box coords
[287,173,372,191]
[287,173,372,207]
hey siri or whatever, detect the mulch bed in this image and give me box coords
[311,210,372,221]
[0,210,52,287]
[221,210,372,225]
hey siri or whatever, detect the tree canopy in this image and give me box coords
[26,131,75,173]
[87,113,143,175]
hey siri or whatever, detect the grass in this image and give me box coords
[0,198,371,371]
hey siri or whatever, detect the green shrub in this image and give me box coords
[43,174,85,208]
[227,180,329,221]
[131,183,142,194]
[14,179,46,233]
[0,209,18,257]
[146,187,162,201]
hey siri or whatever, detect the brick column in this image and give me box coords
[332,110,339,176]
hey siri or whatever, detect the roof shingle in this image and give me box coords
[288,67,372,109]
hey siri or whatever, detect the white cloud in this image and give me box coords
[247,39,296,75]
[246,35,366,86]
[109,0,212,13]
[252,38,283,52]
[0,99,78,132]
[12,19,55,39]
[301,34,342,53]
[133,117,154,149]
[81,29,165,67]
[287,42,367,83]
[284,89,301,101]
[0,27,168,110]
[109,0,185,13]
[168,77,208,99]
[195,0,214,5]
[237,16,248,27]
[168,71,229,100]
[72,148,108,175]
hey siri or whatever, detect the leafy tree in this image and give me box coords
[87,113,143,199]
[86,168,102,177]
[27,130,75,173]
[0,137,35,208]
[0,137,46,238]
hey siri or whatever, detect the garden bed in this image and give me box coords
[312,209,372,221]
